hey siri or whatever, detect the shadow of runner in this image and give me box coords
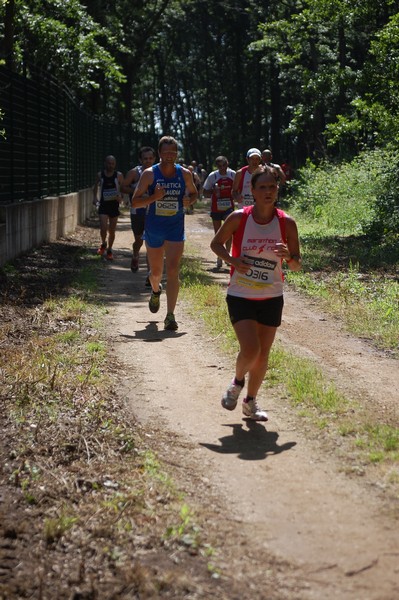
[119,321,187,342]
[200,423,296,461]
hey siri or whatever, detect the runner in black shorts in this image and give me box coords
[92,155,124,261]
[211,166,302,421]
[121,147,156,274]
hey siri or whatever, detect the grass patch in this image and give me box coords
[180,255,237,352]
[286,265,399,352]
[284,356,348,414]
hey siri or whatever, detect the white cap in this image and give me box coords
[246,148,261,158]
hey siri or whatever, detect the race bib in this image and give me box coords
[242,194,254,206]
[155,199,179,216]
[103,188,118,201]
[217,199,232,211]
[236,255,277,290]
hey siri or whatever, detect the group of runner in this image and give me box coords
[92,138,301,421]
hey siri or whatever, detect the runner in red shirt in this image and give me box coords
[203,156,236,270]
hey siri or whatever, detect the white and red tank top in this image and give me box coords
[203,168,235,212]
[237,166,254,208]
[228,206,287,300]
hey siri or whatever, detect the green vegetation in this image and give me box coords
[287,268,398,351]
[3,1,399,163]
[44,511,79,544]
[285,147,399,353]
[290,147,399,243]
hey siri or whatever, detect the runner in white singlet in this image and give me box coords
[211,166,302,421]
[232,147,262,208]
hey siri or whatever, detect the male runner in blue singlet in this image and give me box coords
[132,136,198,331]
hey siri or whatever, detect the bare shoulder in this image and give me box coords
[282,211,297,224]
[123,167,138,184]
[181,167,196,183]
[232,169,244,187]
[141,167,154,179]
[139,167,154,184]
[224,209,244,230]
[180,166,191,177]
[284,213,299,236]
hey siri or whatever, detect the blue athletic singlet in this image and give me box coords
[145,163,186,247]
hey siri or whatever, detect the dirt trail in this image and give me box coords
[100,211,398,600]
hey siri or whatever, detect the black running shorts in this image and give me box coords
[226,294,284,327]
[130,213,145,237]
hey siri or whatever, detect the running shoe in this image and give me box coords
[216,257,223,269]
[97,243,106,256]
[131,254,139,272]
[221,378,244,410]
[242,398,268,421]
[149,284,162,313]
[106,249,114,260]
[164,312,178,331]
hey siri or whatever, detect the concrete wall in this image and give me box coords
[0,188,94,267]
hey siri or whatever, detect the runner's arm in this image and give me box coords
[202,173,215,198]
[117,171,125,202]
[210,212,249,273]
[132,169,164,208]
[232,169,243,203]
[92,171,101,205]
[275,164,286,185]
[121,168,139,195]
[182,168,198,207]
[274,217,302,271]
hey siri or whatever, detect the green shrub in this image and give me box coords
[292,148,399,240]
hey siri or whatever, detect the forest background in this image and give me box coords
[2,0,399,169]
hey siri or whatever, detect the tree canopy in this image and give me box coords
[2,0,399,167]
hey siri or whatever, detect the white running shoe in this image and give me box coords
[221,379,243,410]
[242,398,268,421]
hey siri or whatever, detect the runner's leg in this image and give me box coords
[146,244,165,293]
[107,216,118,249]
[99,214,108,245]
[246,324,277,398]
[164,240,184,314]
[232,320,276,397]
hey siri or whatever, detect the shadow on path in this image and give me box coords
[119,321,187,342]
[200,423,297,461]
